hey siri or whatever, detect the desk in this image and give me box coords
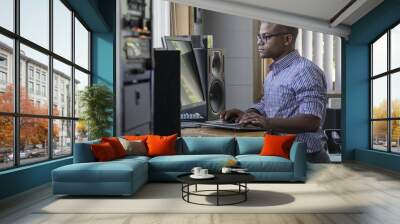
[181,127,265,137]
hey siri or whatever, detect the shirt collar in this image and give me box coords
[269,50,300,74]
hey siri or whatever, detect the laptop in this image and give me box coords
[201,120,265,131]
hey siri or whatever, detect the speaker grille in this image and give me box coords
[207,48,225,120]
[208,79,224,114]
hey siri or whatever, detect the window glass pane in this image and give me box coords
[20,0,49,49]
[74,69,89,118]
[391,72,400,118]
[372,33,387,76]
[53,119,72,157]
[0,116,14,170]
[392,120,400,153]
[53,0,72,60]
[74,18,89,70]
[20,44,49,115]
[372,77,387,119]
[53,59,72,117]
[20,117,49,165]
[75,120,88,143]
[391,24,400,70]
[0,35,14,113]
[0,0,14,31]
[372,121,388,151]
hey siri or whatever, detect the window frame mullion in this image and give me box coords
[71,10,76,159]
[49,0,54,160]
[13,0,21,167]
[387,29,391,153]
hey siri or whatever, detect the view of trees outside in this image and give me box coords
[0,115,13,169]
[391,72,400,153]
[19,116,50,165]
[53,119,72,158]
[74,69,89,143]
[391,120,400,153]
[0,85,62,168]
[372,101,400,152]
[371,25,400,153]
[0,0,91,170]
[75,119,88,143]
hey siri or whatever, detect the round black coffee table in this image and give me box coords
[177,173,255,206]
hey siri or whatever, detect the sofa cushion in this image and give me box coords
[118,138,147,156]
[53,159,147,183]
[101,137,127,158]
[235,137,263,155]
[91,142,118,161]
[236,155,293,172]
[179,137,235,155]
[147,134,178,157]
[124,135,148,142]
[260,134,296,159]
[148,154,235,172]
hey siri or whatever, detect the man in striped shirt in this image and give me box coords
[220,22,330,163]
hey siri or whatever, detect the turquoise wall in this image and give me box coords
[343,44,369,159]
[92,33,114,94]
[92,32,115,135]
[0,158,72,199]
[344,0,400,171]
[0,0,115,200]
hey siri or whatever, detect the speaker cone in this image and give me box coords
[211,51,222,76]
[208,79,224,114]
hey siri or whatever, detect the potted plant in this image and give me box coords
[79,84,113,140]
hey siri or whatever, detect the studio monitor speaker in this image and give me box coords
[153,49,181,136]
[207,48,225,120]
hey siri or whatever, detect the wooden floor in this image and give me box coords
[1,162,400,224]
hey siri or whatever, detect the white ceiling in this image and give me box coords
[168,0,384,38]
[222,0,352,22]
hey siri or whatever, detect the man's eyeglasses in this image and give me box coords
[256,32,291,43]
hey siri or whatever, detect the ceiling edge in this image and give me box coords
[167,0,351,37]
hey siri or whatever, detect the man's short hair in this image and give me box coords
[283,26,298,40]
[277,24,298,41]
[263,22,298,42]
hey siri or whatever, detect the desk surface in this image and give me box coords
[181,127,265,137]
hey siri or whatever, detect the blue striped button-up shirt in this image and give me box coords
[251,50,327,153]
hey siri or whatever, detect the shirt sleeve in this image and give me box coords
[293,64,327,120]
[248,95,266,116]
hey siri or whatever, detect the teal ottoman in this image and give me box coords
[52,157,148,196]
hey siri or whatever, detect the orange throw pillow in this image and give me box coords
[146,134,178,157]
[91,142,118,161]
[101,137,127,158]
[259,134,296,159]
[124,135,148,142]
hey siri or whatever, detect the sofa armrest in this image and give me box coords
[289,141,307,181]
[73,141,99,163]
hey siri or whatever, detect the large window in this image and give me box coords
[0,0,91,170]
[370,23,400,153]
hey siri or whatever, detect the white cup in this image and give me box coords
[200,169,208,176]
[191,167,202,176]
[221,167,232,174]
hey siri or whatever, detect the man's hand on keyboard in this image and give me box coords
[238,112,269,128]
[220,109,244,123]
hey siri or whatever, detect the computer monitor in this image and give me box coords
[162,36,205,110]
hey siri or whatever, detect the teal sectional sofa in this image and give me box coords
[52,137,307,196]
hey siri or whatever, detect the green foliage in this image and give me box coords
[79,84,113,140]
[373,99,400,140]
